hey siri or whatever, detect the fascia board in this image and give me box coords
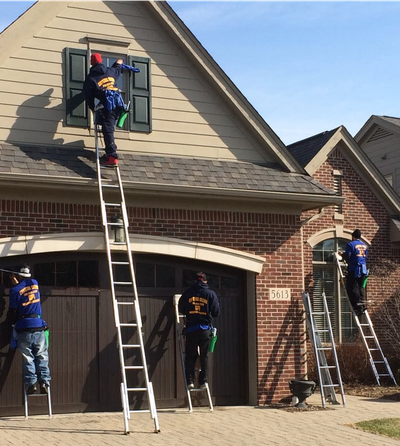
[304,128,344,175]
[0,172,341,210]
[148,1,304,174]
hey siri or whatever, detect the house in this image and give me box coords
[0,1,342,415]
[355,115,400,195]
[287,126,400,350]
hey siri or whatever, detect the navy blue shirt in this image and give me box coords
[343,239,368,278]
[9,278,47,332]
[179,282,220,328]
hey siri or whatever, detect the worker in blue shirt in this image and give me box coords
[8,265,50,395]
[83,53,140,167]
[341,229,368,316]
[179,272,220,389]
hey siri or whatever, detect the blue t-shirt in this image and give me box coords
[9,278,47,331]
[343,239,368,278]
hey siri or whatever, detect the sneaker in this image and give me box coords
[187,382,194,389]
[99,154,108,163]
[39,382,49,395]
[100,155,118,167]
[199,382,207,390]
[26,383,38,395]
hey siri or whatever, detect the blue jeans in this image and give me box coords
[17,331,51,386]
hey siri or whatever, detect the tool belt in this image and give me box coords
[18,314,40,320]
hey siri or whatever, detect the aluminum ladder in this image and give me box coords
[95,112,160,434]
[334,253,397,386]
[173,294,213,413]
[24,387,52,419]
[302,292,345,408]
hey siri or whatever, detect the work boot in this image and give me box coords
[100,155,118,167]
[26,383,38,395]
[187,381,194,389]
[40,382,49,395]
[199,382,207,390]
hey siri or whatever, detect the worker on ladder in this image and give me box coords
[339,229,368,316]
[83,53,140,167]
[7,265,51,395]
[179,272,220,390]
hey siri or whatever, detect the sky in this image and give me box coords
[1,1,400,145]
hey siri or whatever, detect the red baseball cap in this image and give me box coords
[90,53,102,66]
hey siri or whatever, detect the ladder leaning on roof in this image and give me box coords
[302,292,345,408]
[334,253,397,386]
[94,110,160,434]
[173,294,213,413]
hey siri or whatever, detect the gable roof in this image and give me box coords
[288,126,400,215]
[286,128,339,168]
[1,0,303,174]
[0,143,339,212]
[355,115,400,144]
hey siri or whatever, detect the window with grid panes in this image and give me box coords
[312,238,358,343]
[65,48,151,132]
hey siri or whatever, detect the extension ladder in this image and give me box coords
[173,294,213,412]
[334,253,397,386]
[95,112,160,434]
[24,386,52,419]
[302,292,345,408]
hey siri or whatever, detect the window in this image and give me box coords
[65,48,151,132]
[34,260,99,288]
[312,238,358,342]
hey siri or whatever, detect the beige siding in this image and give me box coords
[0,1,277,164]
[361,133,400,195]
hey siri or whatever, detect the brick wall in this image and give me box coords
[302,148,400,356]
[0,198,305,404]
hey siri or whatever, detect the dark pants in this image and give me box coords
[346,271,366,311]
[98,109,120,158]
[184,329,211,385]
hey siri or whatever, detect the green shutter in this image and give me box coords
[128,55,151,133]
[65,48,88,127]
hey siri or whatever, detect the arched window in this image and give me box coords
[312,238,358,342]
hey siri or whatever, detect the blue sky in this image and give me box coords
[1,1,400,145]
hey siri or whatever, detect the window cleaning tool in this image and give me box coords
[209,328,217,353]
[117,101,130,128]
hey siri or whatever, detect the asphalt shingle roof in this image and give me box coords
[0,144,335,197]
[287,128,339,168]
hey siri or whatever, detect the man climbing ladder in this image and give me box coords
[83,53,140,167]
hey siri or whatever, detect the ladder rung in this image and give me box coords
[102,184,119,188]
[316,329,329,333]
[107,222,125,226]
[120,323,138,327]
[369,348,379,351]
[117,301,134,306]
[372,361,385,364]
[122,344,141,348]
[359,323,370,326]
[317,347,332,351]
[124,366,144,370]
[104,202,121,207]
[129,409,151,414]
[112,261,130,265]
[321,383,339,387]
[311,312,326,315]
[364,336,375,339]
[127,388,147,392]
[378,374,391,377]
[320,366,336,369]
[114,282,133,285]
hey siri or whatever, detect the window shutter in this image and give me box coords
[65,48,88,127]
[128,55,151,133]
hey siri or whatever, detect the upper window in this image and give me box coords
[65,48,151,133]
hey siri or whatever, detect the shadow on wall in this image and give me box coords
[6,88,97,179]
[259,299,304,404]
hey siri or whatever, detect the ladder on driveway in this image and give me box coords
[334,253,397,386]
[173,294,213,413]
[95,112,160,434]
[302,292,345,408]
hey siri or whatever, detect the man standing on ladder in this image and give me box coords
[340,229,368,316]
[83,53,140,167]
[179,272,220,389]
[7,265,51,395]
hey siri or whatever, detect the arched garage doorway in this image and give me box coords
[0,250,249,415]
